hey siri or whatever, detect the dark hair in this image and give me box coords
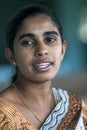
[6,4,63,51]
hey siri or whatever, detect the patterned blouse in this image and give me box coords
[0,88,87,130]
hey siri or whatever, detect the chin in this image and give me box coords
[32,74,56,83]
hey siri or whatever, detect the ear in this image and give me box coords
[5,48,16,65]
[61,40,67,60]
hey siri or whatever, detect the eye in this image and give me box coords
[45,37,57,43]
[21,40,34,46]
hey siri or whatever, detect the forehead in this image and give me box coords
[23,14,56,25]
[17,14,59,35]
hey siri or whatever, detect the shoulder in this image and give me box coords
[53,88,82,112]
[53,88,87,128]
[0,97,28,129]
[54,88,82,112]
[53,88,81,104]
[0,97,35,130]
[0,97,16,129]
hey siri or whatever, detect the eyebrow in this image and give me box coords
[18,31,59,41]
[44,31,59,36]
[18,33,34,41]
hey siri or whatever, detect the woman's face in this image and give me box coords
[10,15,66,82]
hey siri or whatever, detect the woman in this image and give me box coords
[0,4,87,130]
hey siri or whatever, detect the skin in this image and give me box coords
[1,14,66,129]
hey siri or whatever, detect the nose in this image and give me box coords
[35,43,48,57]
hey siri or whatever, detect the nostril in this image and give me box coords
[37,52,42,56]
[36,50,48,56]
[45,52,48,55]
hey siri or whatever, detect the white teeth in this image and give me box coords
[36,63,50,68]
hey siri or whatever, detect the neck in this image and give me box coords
[13,77,55,126]
[14,76,52,106]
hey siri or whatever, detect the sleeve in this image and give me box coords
[0,109,16,130]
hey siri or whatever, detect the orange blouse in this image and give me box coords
[0,97,36,130]
[0,97,87,130]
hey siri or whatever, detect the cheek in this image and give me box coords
[53,46,62,59]
[14,51,33,76]
[53,46,62,70]
[14,50,32,67]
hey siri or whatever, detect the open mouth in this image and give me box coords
[35,62,50,68]
[34,61,53,72]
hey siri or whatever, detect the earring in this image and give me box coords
[11,61,16,66]
[61,56,63,61]
[13,61,16,65]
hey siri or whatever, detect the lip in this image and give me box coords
[33,59,53,72]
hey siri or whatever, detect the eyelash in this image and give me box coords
[21,40,34,46]
[45,37,57,43]
[21,36,57,47]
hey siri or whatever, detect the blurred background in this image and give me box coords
[0,0,87,103]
